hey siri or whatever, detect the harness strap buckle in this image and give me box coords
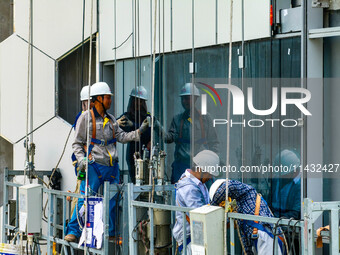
[100,139,106,146]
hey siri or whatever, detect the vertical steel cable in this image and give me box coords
[149,0,158,202]
[133,0,138,161]
[84,0,94,253]
[29,0,33,148]
[81,0,86,89]
[241,0,245,183]
[24,0,32,185]
[162,0,166,154]
[191,0,195,172]
[225,0,234,255]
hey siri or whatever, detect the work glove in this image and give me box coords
[139,118,149,134]
[117,115,133,127]
[77,157,88,172]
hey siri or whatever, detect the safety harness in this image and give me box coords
[87,109,117,165]
[72,109,117,171]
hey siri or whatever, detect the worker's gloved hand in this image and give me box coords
[116,117,124,127]
[153,118,166,135]
[117,115,133,127]
[139,118,149,134]
[154,119,162,130]
[77,157,87,172]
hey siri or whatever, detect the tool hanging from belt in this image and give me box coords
[252,193,262,239]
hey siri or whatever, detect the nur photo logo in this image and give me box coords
[197,81,312,128]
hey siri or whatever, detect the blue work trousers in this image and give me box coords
[66,162,119,237]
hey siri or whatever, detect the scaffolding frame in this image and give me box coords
[3,167,340,255]
[304,198,340,255]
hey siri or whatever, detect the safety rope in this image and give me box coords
[235,220,248,254]
[224,0,234,254]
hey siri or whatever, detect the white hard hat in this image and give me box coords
[130,86,148,100]
[80,85,92,101]
[193,150,220,177]
[180,83,200,97]
[209,179,225,201]
[90,82,113,97]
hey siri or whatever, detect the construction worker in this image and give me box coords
[117,86,151,183]
[272,149,301,219]
[67,85,94,215]
[209,179,286,255]
[64,82,149,242]
[172,150,220,255]
[159,83,219,183]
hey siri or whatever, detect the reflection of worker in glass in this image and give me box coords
[210,179,285,255]
[173,150,219,255]
[161,83,219,183]
[117,86,151,184]
[272,149,301,219]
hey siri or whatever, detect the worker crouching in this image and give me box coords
[209,179,287,255]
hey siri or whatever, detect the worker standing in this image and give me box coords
[160,83,219,183]
[68,85,94,216]
[117,86,151,183]
[64,82,149,242]
[172,150,220,255]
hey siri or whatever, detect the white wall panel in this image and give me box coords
[13,117,76,192]
[0,35,54,143]
[194,0,216,48]
[0,35,27,143]
[138,0,152,57]
[100,1,270,61]
[138,0,171,57]
[217,0,242,44]
[99,0,113,62]
[172,0,192,51]
[107,0,134,61]
[163,0,172,52]
[244,0,270,41]
[15,0,97,60]
[218,0,270,44]
[100,0,172,61]
[99,0,129,62]
[32,46,55,131]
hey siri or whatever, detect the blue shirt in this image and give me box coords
[172,170,209,244]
